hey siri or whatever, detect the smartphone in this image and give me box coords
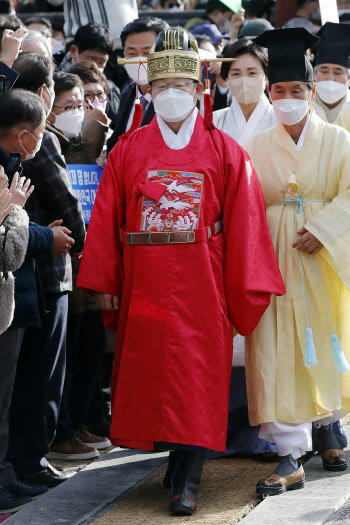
[7,153,22,180]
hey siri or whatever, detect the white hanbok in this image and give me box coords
[213,94,277,147]
[214,94,277,366]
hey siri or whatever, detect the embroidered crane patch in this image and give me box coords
[140,170,204,232]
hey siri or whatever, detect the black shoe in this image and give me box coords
[9,480,48,498]
[163,451,178,489]
[169,451,205,516]
[313,423,347,472]
[0,487,32,514]
[18,464,75,488]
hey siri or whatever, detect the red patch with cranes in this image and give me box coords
[140,170,204,232]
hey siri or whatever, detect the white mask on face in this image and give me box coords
[52,38,65,55]
[53,107,84,138]
[228,76,266,104]
[124,57,148,85]
[316,80,348,105]
[98,67,105,74]
[272,96,310,126]
[43,85,54,117]
[19,130,42,160]
[219,19,232,34]
[90,98,107,112]
[154,88,196,123]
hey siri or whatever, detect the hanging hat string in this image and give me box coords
[135,59,147,100]
[201,59,210,91]
[201,59,215,130]
[123,59,145,140]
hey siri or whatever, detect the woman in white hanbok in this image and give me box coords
[209,38,277,459]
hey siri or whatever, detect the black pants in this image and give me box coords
[0,327,24,487]
[54,310,105,444]
[6,292,68,474]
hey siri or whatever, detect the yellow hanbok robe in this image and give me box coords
[244,110,350,426]
[312,90,350,123]
[334,100,350,132]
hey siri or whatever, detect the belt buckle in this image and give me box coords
[187,231,195,243]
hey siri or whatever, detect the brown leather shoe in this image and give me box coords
[75,425,111,450]
[47,438,100,461]
[256,466,305,496]
[313,423,347,472]
[320,449,347,471]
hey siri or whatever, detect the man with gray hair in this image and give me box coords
[22,30,52,58]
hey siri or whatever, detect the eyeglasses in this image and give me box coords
[152,80,196,93]
[84,92,107,103]
[53,104,84,112]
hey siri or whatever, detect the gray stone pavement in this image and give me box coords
[240,426,350,525]
[5,448,168,525]
[5,427,350,524]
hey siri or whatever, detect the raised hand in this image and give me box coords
[1,27,29,68]
[85,106,108,125]
[9,173,34,207]
[0,188,14,223]
[0,166,8,193]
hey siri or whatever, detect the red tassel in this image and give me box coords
[204,89,215,130]
[119,100,143,140]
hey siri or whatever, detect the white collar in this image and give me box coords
[296,111,311,151]
[157,108,198,150]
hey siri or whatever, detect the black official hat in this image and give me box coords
[254,27,319,85]
[316,22,350,68]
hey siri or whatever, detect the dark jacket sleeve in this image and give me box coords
[213,85,231,112]
[26,222,54,258]
[0,62,19,91]
[106,80,121,125]
[23,130,86,253]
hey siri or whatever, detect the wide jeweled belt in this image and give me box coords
[120,220,222,245]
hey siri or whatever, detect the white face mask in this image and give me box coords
[52,38,65,55]
[316,80,348,105]
[154,88,196,123]
[53,107,84,138]
[228,76,266,104]
[90,98,107,112]
[43,85,54,117]
[19,130,42,160]
[219,19,231,34]
[272,97,310,126]
[124,57,148,85]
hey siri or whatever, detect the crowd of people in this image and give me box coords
[0,0,350,520]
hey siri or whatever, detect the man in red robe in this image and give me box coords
[77,28,285,516]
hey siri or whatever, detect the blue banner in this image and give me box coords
[67,164,104,224]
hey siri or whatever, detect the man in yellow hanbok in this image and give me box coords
[312,22,350,123]
[244,27,350,496]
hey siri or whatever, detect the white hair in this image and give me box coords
[22,30,52,57]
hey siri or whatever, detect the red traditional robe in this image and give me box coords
[77,114,285,452]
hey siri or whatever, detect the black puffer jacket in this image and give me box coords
[11,222,54,327]
[0,147,55,327]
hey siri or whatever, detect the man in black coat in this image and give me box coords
[107,17,169,154]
